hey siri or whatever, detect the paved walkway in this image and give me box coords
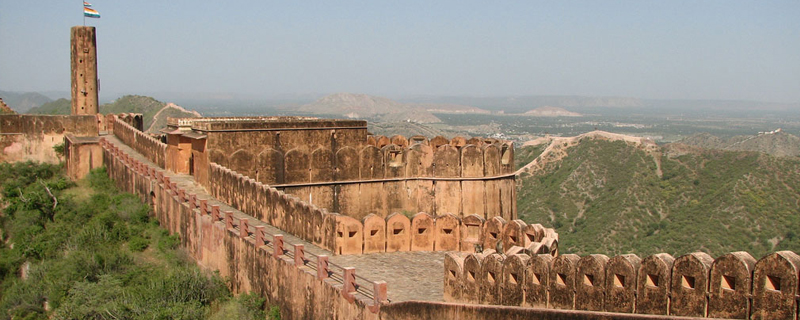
[104,134,445,302]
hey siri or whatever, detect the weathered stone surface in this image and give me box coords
[752,251,800,320]
[460,214,485,253]
[444,252,466,302]
[482,216,506,252]
[410,212,434,251]
[549,254,580,310]
[501,219,526,252]
[385,213,411,252]
[525,254,554,308]
[362,214,386,253]
[708,251,756,319]
[434,213,460,251]
[479,253,505,305]
[334,215,362,255]
[670,252,714,317]
[604,254,641,313]
[462,254,482,304]
[525,223,545,244]
[636,253,674,315]
[359,145,384,179]
[501,254,529,306]
[575,254,609,311]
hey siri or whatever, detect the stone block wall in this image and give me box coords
[0,114,98,163]
[445,250,800,319]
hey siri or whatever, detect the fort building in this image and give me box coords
[2,25,800,319]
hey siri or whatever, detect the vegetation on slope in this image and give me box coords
[25,98,70,115]
[0,92,53,113]
[100,95,167,130]
[0,163,270,320]
[516,139,800,258]
[678,132,800,158]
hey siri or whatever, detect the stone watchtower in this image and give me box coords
[70,26,98,115]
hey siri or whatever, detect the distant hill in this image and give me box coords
[515,133,800,258]
[523,106,581,117]
[414,103,490,114]
[0,91,53,113]
[299,93,441,123]
[678,131,800,158]
[27,98,71,115]
[25,95,200,133]
[101,96,200,133]
[146,103,202,133]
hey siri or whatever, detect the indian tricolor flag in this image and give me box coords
[84,7,100,18]
[83,1,92,7]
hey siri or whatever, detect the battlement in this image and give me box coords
[445,250,800,319]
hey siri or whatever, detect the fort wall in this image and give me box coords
[111,115,167,168]
[206,162,544,255]
[212,133,516,219]
[0,114,98,163]
[100,138,385,319]
[444,250,800,319]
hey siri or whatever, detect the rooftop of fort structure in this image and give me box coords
[165,116,368,133]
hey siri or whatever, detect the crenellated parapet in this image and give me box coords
[445,250,800,319]
[111,115,167,168]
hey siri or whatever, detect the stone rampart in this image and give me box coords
[0,114,98,163]
[445,250,798,319]
[206,159,553,255]
[111,115,167,168]
[216,137,517,220]
[100,138,387,319]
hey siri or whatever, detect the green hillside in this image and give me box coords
[0,163,270,319]
[26,98,71,115]
[25,95,200,133]
[516,139,800,258]
[100,95,167,130]
[0,91,52,113]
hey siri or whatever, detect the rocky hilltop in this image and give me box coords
[523,106,581,117]
[678,131,800,158]
[299,93,441,123]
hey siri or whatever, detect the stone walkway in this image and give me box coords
[104,134,445,302]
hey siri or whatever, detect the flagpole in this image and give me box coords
[83,0,86,26]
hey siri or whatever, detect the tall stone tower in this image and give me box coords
[70,26,99,115]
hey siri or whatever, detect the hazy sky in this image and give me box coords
[1,1,798,102]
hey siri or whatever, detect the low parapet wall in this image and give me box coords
[207,160,551,255]
[445,250,800,319]
[100,138,386,319]
[0,114,98,163]
[111,115,167,168]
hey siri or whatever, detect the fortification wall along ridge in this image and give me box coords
[445,250,800,319]
[0,114,98,163]
[99,137,387,319]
